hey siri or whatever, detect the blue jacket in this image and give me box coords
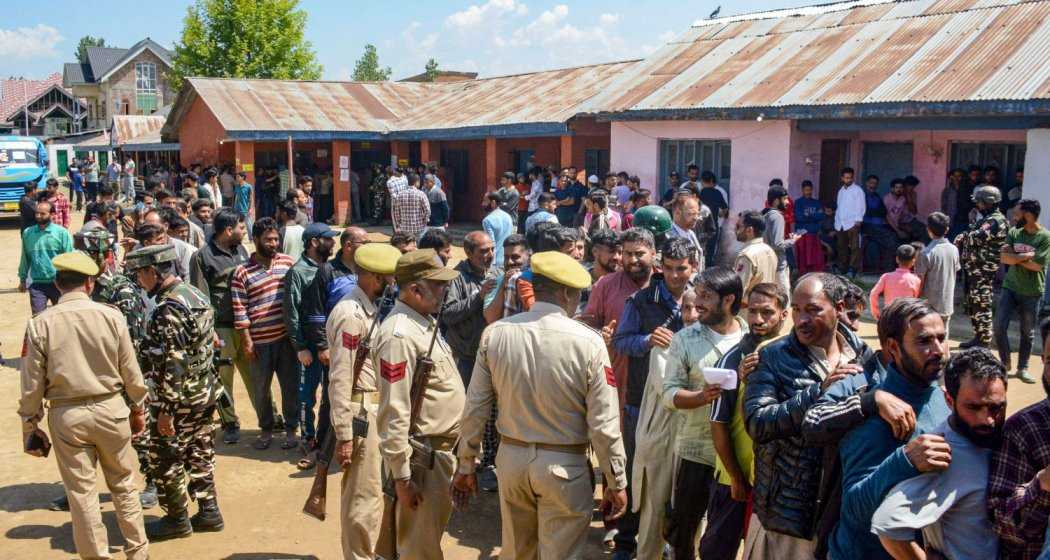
[794,196,824,235]
[831,363,950,560]
[612,276,682,407]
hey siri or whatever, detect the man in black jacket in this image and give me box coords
[301,226,369,360]
[743,272,871,558]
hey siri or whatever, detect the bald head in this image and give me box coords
[341,226,369,246]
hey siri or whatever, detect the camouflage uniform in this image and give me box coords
[955,209,1007,345]
[370,171,388,223]
[140,280,220,514]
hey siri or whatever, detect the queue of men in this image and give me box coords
[16,171,1050,560]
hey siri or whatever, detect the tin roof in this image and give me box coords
[110,114,168,146]
[586,0,1050,118]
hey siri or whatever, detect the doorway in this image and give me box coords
[441,148,469,222]
[819,139,850,208]
[863,142,914,195]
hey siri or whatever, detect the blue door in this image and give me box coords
[862,142,913,195]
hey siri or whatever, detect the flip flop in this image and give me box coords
[253,433,273,450]
[296,455,316,471]
[281,433,299,450]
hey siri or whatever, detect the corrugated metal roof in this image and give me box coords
[587,0,1050,115]
[110,115,167,146]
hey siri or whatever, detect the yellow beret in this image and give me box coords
[354,243,401,275]
[530,251,591,290]
[52,251,100,276]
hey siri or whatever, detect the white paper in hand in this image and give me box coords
[702,367,738,390]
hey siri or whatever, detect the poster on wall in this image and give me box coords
[317,149,328,158]
[340,169,349,182]
[242,163,254,172]
[339,155,349,169]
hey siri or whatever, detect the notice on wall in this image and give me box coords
[317,149,328,158]
[339,155,349,169]
[242,163,254,172]
[398,158,409,168]
[340,169,349,182]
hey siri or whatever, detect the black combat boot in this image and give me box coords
[190,497,225,532]
[958,337,983,349]
[146,509,192,540]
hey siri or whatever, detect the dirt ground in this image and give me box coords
[0,208,1045,559]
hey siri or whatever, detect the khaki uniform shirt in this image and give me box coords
[19,292,148,433]
[735,238,778,301]
[457,302,628,490]
[326,285,378,442]
[374,300,465,480]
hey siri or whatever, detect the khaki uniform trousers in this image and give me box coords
[397,446,456,560]
[495,442,593,560]
[340,400,383,560]
[742,513,816,560]
[48,395,148,560]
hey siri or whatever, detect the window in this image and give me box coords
[949,141,1025,192]
[658,139,731,196]
[135,62,158,114]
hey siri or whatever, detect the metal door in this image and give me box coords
[862,142,913,195]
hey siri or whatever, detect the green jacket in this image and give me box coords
[19,223,73,284]
[282,256,320,352]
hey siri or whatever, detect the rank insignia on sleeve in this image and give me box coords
[604,366,616,387]
[342,332,360,350]
[381,359,407,383]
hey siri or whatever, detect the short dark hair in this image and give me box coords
[890,177,905,189]
[749,282,788,310]
[896,243,917,263]
[877,297,939,346]
[903,175,920,187]
[696,266,743,315]
[485,192,501,203]
[389,231,415,248]
[55,270,90,290]
[620,227,655,249]
[278,200,298,218]
[155,189,174,201]
[165,213,189,232]
[527,221,559,252]
[252,217,279,239]
[134,222,165,243]
[943,347,1007,400]
[298,175,313,185]
[686,164,700,172]
[537,226,579,253]
[840,276,867,310]
[407,173,420,185]
[237,171,248,179]
[700,170,717,183]
[85,201,106,219]
[98,184,114,197]
[504,233,527,249]
[630,191,650,205]
[868,174,881,183]
[419,228,452,251]
[738,210,765,235]
[538,192,556,205]
[589,228,621,250]
[841,167,855,175]
[768,178,784,187]
[766,186,788,205]
[661,237,697,263]
[927,212,950,237]
[801,180,813,188]
[212,208,243,235]
[1018,198,1041,218]
[192,198,214,212]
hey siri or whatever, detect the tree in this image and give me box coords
[75,36,106,63]
[171,0,322,90]
[423,58,440,82]
[351,44,391,82]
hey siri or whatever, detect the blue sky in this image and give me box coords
[3,0,797,80]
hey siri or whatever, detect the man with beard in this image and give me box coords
[761,186,800,299]
[700,282,788,560]
[19,200,73,315]
[587,228,622,284]
[301,227,371,367]
[872,347,1006,560]
[988,320,1050,559]
[189,209,251,444]
[831,298,952,560]
[662,266,747,560]
[611,237,698,559]
[744,273,872,559]
[284,223,339,464]
[582,227,656,404]
[996,199,1050,383]
[734,210,778,305]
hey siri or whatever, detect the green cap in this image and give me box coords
[125,244,178,272]
[395,249,459,285]
[632,205,673,236]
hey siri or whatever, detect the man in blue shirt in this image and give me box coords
[482,192,514,267]
[233,172,253,221]
[831,297,952,559]
[525,192,559,234]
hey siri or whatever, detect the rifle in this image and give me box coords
[303,287,390,521]
[377,302,443,559]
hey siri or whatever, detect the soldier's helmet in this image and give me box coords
[125,244,178,272]
[972,185,1002,205]
[632,205,673,237]
[74,228,114,256]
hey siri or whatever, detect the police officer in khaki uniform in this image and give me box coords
[453,251,628,560]
[734,210,778,304]
[374,248,464,560]
[19,251,150,560]
[326,243,400,559]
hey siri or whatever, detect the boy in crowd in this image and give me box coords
[916,212,960,336]
[869,244,921,320]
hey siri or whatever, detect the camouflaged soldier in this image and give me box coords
[954,185,1007,348]
[126,244,224,541]
[77,226,160,508]
[370,166,388,225]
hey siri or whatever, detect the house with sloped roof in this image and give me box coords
[0,73,87,137]
[63,38,174,130]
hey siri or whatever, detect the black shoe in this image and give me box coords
[478,466,498,493]
[50,494,69,511]
[958,338,982,349]
[223,425,240,445]
[190,497,225,532]
[146,510,192,541]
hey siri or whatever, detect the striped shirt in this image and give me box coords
[231,253,295,344]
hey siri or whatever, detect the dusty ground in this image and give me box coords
[0,207,1045,559]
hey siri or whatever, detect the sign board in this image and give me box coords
[339,155,349,169]
[317,149,328,158]
[242,163,254,172]
[340,169,349,182]
[360,142,372,149]
[398,158,409,167]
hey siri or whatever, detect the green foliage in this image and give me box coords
[423,58,439,82]
[351,44,391,82]
[171,0,322,90]
[75,36,106,63]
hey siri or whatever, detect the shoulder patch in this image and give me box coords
[604,366,617,387]
[380,359,406,383]
[342,332,360,350]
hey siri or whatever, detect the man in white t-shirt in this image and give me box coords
[834,167,865,277]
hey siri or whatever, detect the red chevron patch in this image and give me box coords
[604,366,616,387]
[381,359,407,383]
[342,332,360,350]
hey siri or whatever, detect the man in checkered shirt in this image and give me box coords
[391,174,430,241]
[386,166,409,198]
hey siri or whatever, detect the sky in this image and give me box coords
[2,0,799,81]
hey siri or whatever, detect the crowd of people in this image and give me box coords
[14,153,1050,560]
